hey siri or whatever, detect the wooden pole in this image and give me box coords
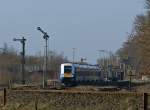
[3,88,6,106]
[143,93,148,110]
[35,96,38,110]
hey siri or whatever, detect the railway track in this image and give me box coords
[10,89,139,95]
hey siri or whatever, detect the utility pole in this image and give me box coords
[97,50,101,66]
[98,50,105,79]
[98,50,105,66]
[128,67,135,91]
[13,37,26,84]
[109,51,114,65]
[37,27,50,88]
[72,48,76,64]
[128,70,133,91]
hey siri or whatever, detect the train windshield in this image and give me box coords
[64,66,72,73]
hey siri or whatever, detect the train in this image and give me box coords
[60,63,102,86]
[60,63,124,86]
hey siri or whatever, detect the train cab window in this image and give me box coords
[64,66,72,73]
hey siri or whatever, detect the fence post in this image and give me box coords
[143,93,148,110]
[35,96,38,110]
[3,88,6,106]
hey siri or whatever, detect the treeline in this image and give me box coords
[0,43,68,84]
[117,0,150,75]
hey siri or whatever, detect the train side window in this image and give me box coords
[75,68,77,73]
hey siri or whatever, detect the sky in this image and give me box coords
[0,0,144,64]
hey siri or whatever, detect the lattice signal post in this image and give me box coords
[37,27,50,88]
[13,37,26,84]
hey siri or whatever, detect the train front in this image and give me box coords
[60,63,76,86]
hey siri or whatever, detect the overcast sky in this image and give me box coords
[0,0,144,63]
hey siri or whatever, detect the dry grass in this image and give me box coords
[0,91,3,96]
[1,83,150,110]
[0,90,143,110]
[134,83,150,92]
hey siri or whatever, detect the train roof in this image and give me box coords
[61,63,100,69]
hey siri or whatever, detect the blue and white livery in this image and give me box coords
[60,63,102,85]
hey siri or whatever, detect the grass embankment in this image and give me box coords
[0,90,143,110]
[0,91,3,96]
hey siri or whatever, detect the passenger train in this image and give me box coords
[60,63,103,85]
[60,63,124,86]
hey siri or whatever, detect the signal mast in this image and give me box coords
[37,27,50,88]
